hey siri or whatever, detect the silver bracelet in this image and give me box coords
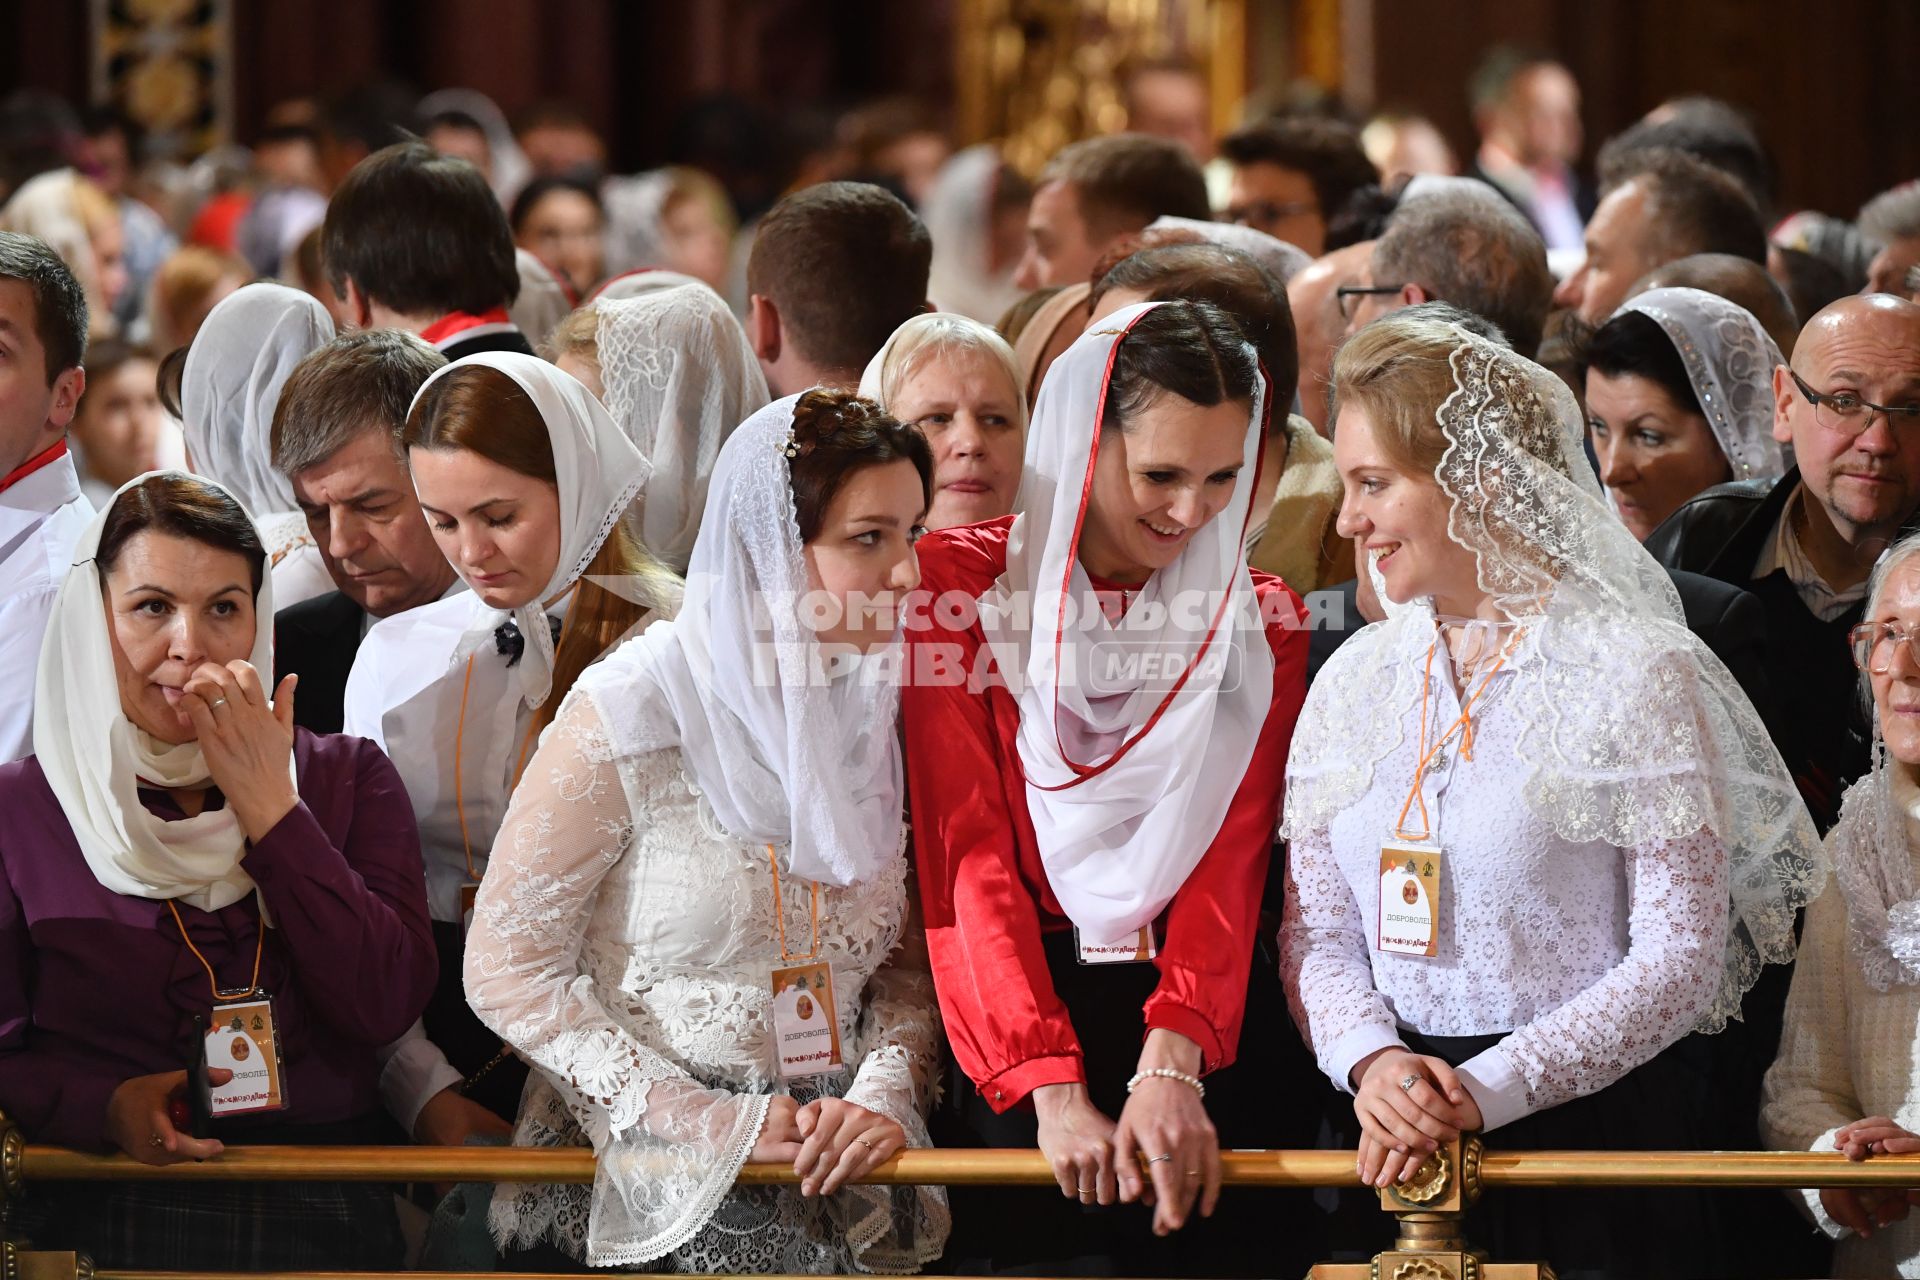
[1125,1067,1205,1099]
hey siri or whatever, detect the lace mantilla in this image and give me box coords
[1828,750,1920,991]
[1616,286,1789,483]
[465,695,947,1271]
[1281,326,1826,1035]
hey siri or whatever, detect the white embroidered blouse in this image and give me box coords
[1279,625,1731,1131]
[463,690,948,1271]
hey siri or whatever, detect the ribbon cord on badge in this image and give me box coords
[767,845,821,963]
[1392,638,1512,844]
[167,898,265,1003]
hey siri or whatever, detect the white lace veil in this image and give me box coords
[981,300,1276,941]
[572,394,906,888]
[1282,324,1826,1031]
[180,282,335,515]
[1614,286,1790,483]
[593,282,770,573]
[408,352,651,709]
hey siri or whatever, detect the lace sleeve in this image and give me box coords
[464,691,772,1267]
[1278,825,1406,1093]
[1463,827,1729,1131]
[838,887,951,1273]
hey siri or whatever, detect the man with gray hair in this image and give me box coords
[269,328,458,736]
[1341,178,1555,356]
[1860,179,1920,297]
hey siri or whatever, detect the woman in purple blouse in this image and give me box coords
[0,471,435,1270]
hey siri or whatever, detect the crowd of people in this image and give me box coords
[1,46,1919,1280]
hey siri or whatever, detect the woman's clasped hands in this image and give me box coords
[752,1094,907,1197]
[1351,1047,1483,1189]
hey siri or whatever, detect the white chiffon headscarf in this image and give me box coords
[925,144,1026,324]
[34,471,279,913]
[574,394,907,887]
[1283,322,1826,1031]
[1612,286,1790,483]
[180,282,335,516]
[510,248,577,350]
[592,282,769,572]
[980,300,1276,941]
[409,352,651,709]
[417,87,533,206]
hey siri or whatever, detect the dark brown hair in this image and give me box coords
[1091,240,1299,422]
[97,473,266,594]
[406,364,668,733]
[1036,134,1211,241]
[746,182,931,377]
[785,388,932,542]
[1103,299,1260,435]
[1219,118,1377,232]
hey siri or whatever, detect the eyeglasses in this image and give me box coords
[1791,368,1920,437]
[1226,199,1318,229]
[1337,284,1404,322]
[1850,620,1920,673]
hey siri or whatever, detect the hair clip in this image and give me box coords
[780,434,800,460]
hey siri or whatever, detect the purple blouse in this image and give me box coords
[0,729,436,1149]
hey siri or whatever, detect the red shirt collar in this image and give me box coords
[0,440,68,495]
[418,307,513,347]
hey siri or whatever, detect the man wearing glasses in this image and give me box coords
[1647,293,1920,832]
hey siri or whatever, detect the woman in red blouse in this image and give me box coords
[902,299,1315,1274]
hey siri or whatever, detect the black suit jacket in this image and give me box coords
[439,327,534,362]
[273,590,368,737]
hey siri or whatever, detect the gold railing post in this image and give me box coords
[1,1241,91,1280]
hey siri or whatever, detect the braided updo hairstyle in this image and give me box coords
[785,388,933,542]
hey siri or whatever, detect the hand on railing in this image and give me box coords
[1351,1048,1482,1189]
[1113,1029,1221,1237]
[1033,1082,1119,1205]
[105,1068,230,1165]
[1822,1116,1920,1239]
[793,1097,905,1196]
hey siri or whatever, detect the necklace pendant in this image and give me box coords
[1425,749,1448,775]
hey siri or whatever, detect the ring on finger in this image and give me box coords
[208,696,229,710]
[1398,1074,1420,1092]
[148,1134,164,1148]
[1146,1153,1172,1165]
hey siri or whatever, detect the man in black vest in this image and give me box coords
[1646,293,1920,832]
[321,140,532,361]
[270,330,459,735]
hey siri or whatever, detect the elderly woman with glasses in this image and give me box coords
[1764,528,1920,1277]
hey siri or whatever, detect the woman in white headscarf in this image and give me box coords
[902,300,1317,1275]
[178,282,337,607]
[1583,285,1790,541]
[342,352,678,1150]
[543,280,770,572]
[465,388,947,1271]
[0,470,434,1269]
[860,311,1027,531]
[1764,530,1920,1276]
[923,144,1031,324]
[1281,311,1823,1276]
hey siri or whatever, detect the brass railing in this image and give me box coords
[5,1126,1919,1280]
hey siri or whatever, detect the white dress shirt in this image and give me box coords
[0,448,94,764]
[342,588,574,1133]
[1280,656,1730,1131]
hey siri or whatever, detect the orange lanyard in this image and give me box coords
[767,845,821,963]
[166,899,265,1003]
[452,613,566,882]
[1392,635,1515,843]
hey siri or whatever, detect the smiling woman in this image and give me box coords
[0,470,435,1270]
[901,299,1319,1275]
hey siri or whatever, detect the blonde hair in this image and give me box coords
[875,312,1028,432]
[1328,313,1465,477]
[540,302,600,370]
[147,247,251,353]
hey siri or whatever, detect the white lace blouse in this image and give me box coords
[463,690,949,1272]
[1279,636,1731,1131]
